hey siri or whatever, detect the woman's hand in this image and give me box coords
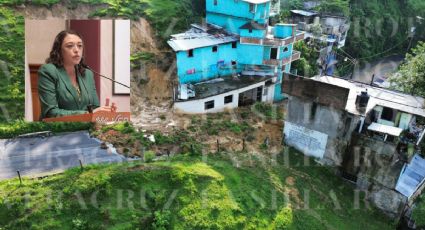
[93,106,112,113]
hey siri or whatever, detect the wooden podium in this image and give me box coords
[42,111,131,123]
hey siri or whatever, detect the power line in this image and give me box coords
[340,36,410,61]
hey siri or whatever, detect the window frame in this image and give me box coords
[205,100,215,110]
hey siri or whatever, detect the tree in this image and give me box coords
[314,0,350,17]
[389,42,425,97]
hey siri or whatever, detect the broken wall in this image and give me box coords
[284,96,360,165]
[282,74,358,165]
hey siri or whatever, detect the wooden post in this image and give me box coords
[79,159,84,170]
[217,139,220,153]
[17,170,22,185]
[242,138,246,151]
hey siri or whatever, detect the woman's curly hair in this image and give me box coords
[46,30,87,75]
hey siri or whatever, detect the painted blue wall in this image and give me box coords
[237,44,264,65]
[240,28,265,38]
[252,2,271,24]
[176,42,239,84]
[280,44,293,59]
[274,24,294,39]
[206,0,270,21]
[206,13,249,34]
[263,47,271,60]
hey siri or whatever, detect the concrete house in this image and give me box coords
[282,74,425,218]
[168,0,306,113]
[289,10,350,76]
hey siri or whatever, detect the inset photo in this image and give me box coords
[25,19,131,122]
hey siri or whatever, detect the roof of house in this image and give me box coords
[240,21,267,30]
[178,74,273,100]
[242,0,271,4]
[368,122,403,136]
[168,24,239,51]
[312,76,425,117]
[290,10,318,17]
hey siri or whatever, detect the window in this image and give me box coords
[231,60,237,66]
[214,0,217,6]
[187,49,193,57]
[232,41,237,48]
[212,46,218,52]
[283,46,289,52]
[249,3,255,13]
[249,29,253,33]
[224,95,233,104]
[381,107,394,121]
[205,100,215,110]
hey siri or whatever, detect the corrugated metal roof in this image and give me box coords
[290,10,318,17]
[396,154,425,198]
[168,24,239,51]
[367,122,403,136]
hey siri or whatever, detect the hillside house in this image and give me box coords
[282,74,425,218]
[289,10,350,75]
[168,0,306,113]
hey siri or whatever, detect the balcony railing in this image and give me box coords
[262,51,302,66]
[240,37,262,45]
[240,32,306,46]
[292,51,301,61]
[295,33,305,42]
[263,59,281,66]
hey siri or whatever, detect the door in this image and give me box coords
[270,48,278,60]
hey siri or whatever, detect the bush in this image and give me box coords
[273,206,293,229]
[152,210,171,230]
[144,151,156,163]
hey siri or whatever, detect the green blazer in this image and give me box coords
[38,63,100,119]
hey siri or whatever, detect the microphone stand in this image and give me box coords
[81,64,130,89]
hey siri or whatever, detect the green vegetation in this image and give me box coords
[291,41,320,77]
[389,42,425,97]
[345,0,424,62]
[131,51,155,69]
[413,194,425,226]
[88,0,203,42]
[0,120,92,139]
[0,149,394,229]
[0,7,24,122]
[253,102,284,121]
[143,150,156,163]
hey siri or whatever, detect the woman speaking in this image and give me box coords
[38,30,110,119]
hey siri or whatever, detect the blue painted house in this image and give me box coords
[168,0,306,113]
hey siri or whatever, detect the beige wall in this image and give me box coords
[25,20,66,64]
[25,20,66,121]
[99,20,130,112]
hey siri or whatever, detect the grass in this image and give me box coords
[0,148,395,229]
[412,194,425,227]
[0,120,93,139]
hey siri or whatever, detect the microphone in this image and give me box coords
[80,63,130,89]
